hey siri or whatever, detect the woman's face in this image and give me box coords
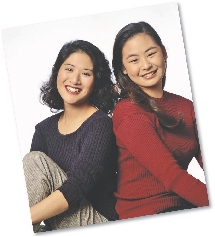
[57,52,94,107]
[122,33,167,96]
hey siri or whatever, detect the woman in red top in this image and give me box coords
[111,21,209,220]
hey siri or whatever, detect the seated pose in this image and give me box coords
[111,21,209,220]
[23,39,118,232]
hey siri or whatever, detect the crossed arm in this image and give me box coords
[29,116,115,224]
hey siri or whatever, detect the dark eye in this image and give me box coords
[130,59,138,63]
[148,52,156,57]
[66,68,72,72]
[83,72,91,76]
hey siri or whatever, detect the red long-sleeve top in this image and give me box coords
[112,91,209,220]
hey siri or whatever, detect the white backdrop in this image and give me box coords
[2,2,193,158]
[0,1,214,237]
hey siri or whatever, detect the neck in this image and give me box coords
[146,89,163,98]
[142,82,163,98]
[62,103,97,122]
[58,103,98,135]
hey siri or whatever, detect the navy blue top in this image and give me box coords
[30,110,118,221]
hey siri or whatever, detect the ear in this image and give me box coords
[122,66,128,75]
[162,46,168,60]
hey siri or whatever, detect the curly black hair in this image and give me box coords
[40,39,116,114]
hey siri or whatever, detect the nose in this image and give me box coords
[140,57,152,70]
[69,72,81,84]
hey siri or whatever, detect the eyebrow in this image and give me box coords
[126,46,158,59]
[64,63,93,72]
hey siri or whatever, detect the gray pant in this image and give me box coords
[22,151,108,233]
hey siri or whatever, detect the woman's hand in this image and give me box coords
[30,190,69,224]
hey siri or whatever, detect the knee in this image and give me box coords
[22,151,46,165]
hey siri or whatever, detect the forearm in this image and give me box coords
[171,172,209,207]
[116,113,209,207]
[30,190,69,224]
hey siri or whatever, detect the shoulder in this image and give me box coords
[164,91,195,114]
[79,110,114,139]
[113,99,143,118]
[88,110,112,124]
[92,110,112,121]
[35,112,61,130]
[113,99,145,120]
[84,110,113,130]
[164,91,193,106]
[112,99,152,130]
[163,91,196,121]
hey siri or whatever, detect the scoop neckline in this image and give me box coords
[56,110,100,136]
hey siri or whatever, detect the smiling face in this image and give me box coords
[57,51,94,107]
[122,33,167,97]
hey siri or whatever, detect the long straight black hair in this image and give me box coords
[112,21,183,130]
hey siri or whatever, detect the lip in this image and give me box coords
[65,85,82,94]
[140,69,158,79]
